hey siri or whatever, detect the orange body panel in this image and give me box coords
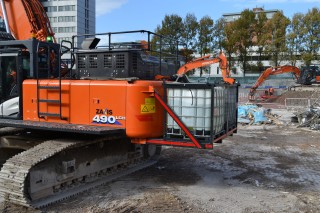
[23,80,164,138]
[125,81,164,138]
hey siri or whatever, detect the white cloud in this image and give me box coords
[96,0,128,16]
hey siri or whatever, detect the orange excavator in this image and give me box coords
[155,51,235,85]
[0,0,239,209]
[176,51,235,84]
[248,65,319,101]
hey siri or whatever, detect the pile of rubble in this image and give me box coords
[290,95,320,131]
[238,104,283,125]
[293,106,320,130]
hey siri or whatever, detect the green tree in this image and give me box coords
[213,18,226,51]
[232,9,257,74]
[181,13,199,62]
[223,21,238,71]
[302,7,320,65]
[255,12,270,72]
[197,16,214,56]
[266,11,290,67]
[214,18,238,71]
[287,13,305,66]
[153,14,183,54]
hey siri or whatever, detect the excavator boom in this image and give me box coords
[177,52,235,84]
[0,0,55,41]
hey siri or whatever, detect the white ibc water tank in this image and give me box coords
[166,83,237,140]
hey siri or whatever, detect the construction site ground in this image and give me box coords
[1,90,320,213]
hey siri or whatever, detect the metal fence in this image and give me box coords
[285,98,318,110]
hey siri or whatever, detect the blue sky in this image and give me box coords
[96,0,319,34]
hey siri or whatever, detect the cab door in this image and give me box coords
[0,52,20,118]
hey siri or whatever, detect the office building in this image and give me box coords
[40,0,96,48]
[223,8,279,23]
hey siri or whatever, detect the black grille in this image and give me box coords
[89,54,98,68]
[104,54,112,68]
[77,55,86,68]
[115,54,125,69]
[132,52,138,70]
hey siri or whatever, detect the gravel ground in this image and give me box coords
[1,108,320,213]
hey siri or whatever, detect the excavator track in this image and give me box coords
[0,134,160,208]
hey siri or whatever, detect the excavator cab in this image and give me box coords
[298,68,313,85]
[298,66,320,85]
[0,39,61,119]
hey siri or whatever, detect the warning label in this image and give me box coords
[141,105,156,114]
[141,98,156,114]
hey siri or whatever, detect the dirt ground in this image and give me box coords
[1,106,320,213]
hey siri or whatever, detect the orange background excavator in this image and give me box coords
[247,65,320,101]
[176,51,235,85]
[0,0,55,41]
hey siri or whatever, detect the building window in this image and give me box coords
[85,9,89,18]
[49,17,57,23]
[58,27,75,33]
[44,6,57,12]
[85,19,89,29]
[58,16,76,22]
[58,5,76,12]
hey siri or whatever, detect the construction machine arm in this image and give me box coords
[249,65,301,100]
[0,0,55,41]
[176,52,235,84]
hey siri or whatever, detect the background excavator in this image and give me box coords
[155,51,235,85]
[175,52,235,85]
[0,0,238,209]
[248,65,320,101]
